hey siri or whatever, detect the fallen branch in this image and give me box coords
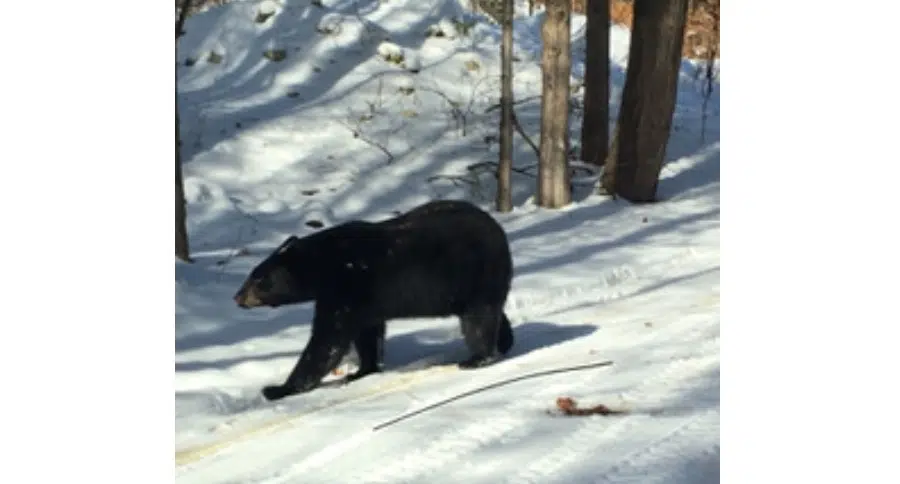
[426,173,482,187]
[484,94,542,113]
[467,160,537,177]
[460,160,598,187]
[568,160,603,186]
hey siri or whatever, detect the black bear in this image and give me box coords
[233,199,515,401]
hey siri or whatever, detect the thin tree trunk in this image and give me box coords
[605,0,689,202]
[176,0,193,262]
[601,123,619,195]
[579,0,609,168]
[496,0,514,213]
[176,0,191,38]
[537,0,572,209]
[176,108,192,262]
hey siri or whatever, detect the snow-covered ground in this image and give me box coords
[175,0,720,482]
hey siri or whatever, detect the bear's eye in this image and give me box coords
[255,276,272,292]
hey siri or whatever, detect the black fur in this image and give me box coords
[233,199,515,401]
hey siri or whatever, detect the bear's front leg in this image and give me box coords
[262,327,352,402]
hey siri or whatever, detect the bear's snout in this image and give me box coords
[234,284,263,309]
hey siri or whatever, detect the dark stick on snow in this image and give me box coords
[372,359,614,431]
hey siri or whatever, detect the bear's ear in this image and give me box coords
[276,235,300,254]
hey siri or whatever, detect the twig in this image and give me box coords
[426,174,481,187]
[419,75,494,137]
[699,29,718,143]
[463,160,598,187]
[484,94,542,113]
[418,86,468,135]
[337,119,395,164]
[215,197,261,281]
[511,109,540,159]
[467,160,537,177]
[568,160,603,186]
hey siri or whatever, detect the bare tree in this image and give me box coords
[602,0,689,202]
[537,0,572,208]
[496,0,514,213]
[579,0,609,168]
[176,0,193,263]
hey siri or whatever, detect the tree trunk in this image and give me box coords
[601,123,619,195]
[176,108,192,262]
[579,0,609,167]
[537,0,572,209]
[496,0,514,213]
[604,0,689,202]
[176,0,193,263]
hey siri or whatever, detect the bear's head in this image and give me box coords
[233,235,315,309]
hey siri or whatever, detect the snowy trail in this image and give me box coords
[176,258,719,484]
[175,246,710,453]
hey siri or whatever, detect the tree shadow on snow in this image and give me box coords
[175,298,315,353]
[176,320,597,375]
[545,266,719,318]
[177,1,505,256]
[176,253,317,353]
[178,0,472,163]
[176,348,302,373]
[384,321,598,370]
[178,2,719,260]
[510,206,719,279]
[653,363,720,416]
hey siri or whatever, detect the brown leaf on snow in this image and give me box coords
[555,397,629,416]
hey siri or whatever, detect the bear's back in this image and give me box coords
[299,200,513,316]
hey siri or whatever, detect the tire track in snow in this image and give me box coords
[505,248,705,323]
[503,329,719,484]
[176,362,463,482]
[241,335,617,484]
[590,409,720,484]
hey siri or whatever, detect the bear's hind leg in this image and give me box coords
[346,322,386,383]
[497,311,514,355]
[458,305,504,369]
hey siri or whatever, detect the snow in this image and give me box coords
[176,0,720,482]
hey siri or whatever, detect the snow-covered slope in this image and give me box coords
[175,0,720,482]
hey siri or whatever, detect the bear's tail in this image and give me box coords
[497,312,514,355]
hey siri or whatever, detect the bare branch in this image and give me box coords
[484,94,541,113]
[511,110,540,159]
[337,119,395,164]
